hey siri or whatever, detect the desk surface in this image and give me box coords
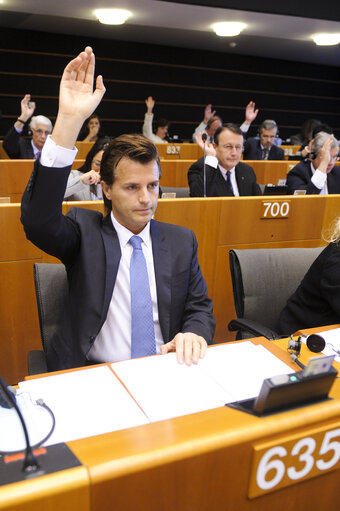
[2,331,340,511]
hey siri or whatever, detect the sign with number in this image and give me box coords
[166,145,181,155]
[261,200,290,219]
[249,424,340,498]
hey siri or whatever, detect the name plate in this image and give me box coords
[248,423,340,498]
[166,145,181,155]
[261,200,290,219]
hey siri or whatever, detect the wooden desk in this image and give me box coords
[3,195,340,384]
[9,334,340,511]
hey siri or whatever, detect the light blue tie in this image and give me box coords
[129,235,156,358]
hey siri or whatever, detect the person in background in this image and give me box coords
[78,113,104,142]
[278,216,340,335]
[64,137,111,201]
[188,124,261,197]
[192,101,259,143]
[286,133,340,195]
[243,120,285,160]
[143,96,169,143]
[3,94,52,159]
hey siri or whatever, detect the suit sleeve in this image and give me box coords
[21,161,81,265]
[242,139,252,160]
[3,127,23,159]
[187,158,205,197]
[181,232,216,343]
[286,164,321,195]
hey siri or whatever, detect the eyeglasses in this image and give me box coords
[221,144,243,152]
[33,129,51,136]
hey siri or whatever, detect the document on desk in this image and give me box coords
[8,366,149,449]
[112,342,292,422]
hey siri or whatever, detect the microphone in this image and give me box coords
[0,374,40,473]
[201,133,208,197]
[290,354,306,370]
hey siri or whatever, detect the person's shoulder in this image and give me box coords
[67,206,103,223]
[289,159,309,173]
[236,160,254,172]
[152,219,195,239]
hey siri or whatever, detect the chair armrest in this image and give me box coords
[228,318,281,341]
[27,350,48,375]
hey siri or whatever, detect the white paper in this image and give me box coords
[112,342,292,422]
[0,366,148,451]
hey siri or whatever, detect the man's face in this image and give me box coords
[260,127,277,149]
[102,157,160,234]
[206,119,222,139]
[31,123,51,150]
[214,129,243,170]
[156,125,168,139]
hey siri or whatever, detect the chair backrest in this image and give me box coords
[33,263,68,352]
[161,186,190,198]
[229,247,324,331]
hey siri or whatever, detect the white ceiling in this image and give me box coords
[0,0,340,66]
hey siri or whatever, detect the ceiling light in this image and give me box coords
[95,9,131,25]
[212,22,246,37]
[313,33,340,46]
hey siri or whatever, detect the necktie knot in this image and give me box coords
[130,235,142,250]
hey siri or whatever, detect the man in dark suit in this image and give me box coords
[286,132,340,194]
[3,94,52,159]
[188,123,261,197]
[21,47,215,371]
[243,119,285,160]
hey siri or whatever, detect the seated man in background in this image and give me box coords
[286,133,340,195]
[143,96,169,143]
[277,216,340,336]
[21,47,215,371]
[188,124,261,197]
[3,94,52,159]
[243,119,285,160]
[192,101,259,143]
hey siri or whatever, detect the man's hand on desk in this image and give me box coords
[160,333,207,365]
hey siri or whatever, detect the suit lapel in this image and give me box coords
[100,214,121,323]
[150,220,171,341]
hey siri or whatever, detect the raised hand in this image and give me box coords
[145,96,155,114]
[203,104,216,123]
[20,94,36,122]
[195,133,216,157]
[53,47,105,148]
[244,101,259,125]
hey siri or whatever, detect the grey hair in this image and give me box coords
[260,119,278,132]
[312,131,339,156]
[29,115,52,132]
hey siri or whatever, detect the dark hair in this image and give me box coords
[77,137,111,174]
[206,115,222,130]
[100,134,162,214]
[214,123,243,145]
[301,119,321,141]
[154,118,169,130]
[78,114,103,141]
[312,123,333,138]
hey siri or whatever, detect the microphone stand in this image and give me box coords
[201,133,207,197]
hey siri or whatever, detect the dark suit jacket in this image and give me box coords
[243,138,285,160]
[277,244,340,335]
[3,127,35,159]
[21,163,215,371]
[188,157,261,197]
[286,160,340,195]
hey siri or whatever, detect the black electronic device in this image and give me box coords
[263,184,288,195]
[227,355,337,416]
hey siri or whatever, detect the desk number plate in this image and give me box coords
[248,423,340,498]
[261,200,290,219]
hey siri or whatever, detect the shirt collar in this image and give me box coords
[110,212,151,248]
[218,164,235,178]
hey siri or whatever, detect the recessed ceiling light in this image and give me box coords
[313,33,340,46]
[212,22,246,37]
[95,9,131,25]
